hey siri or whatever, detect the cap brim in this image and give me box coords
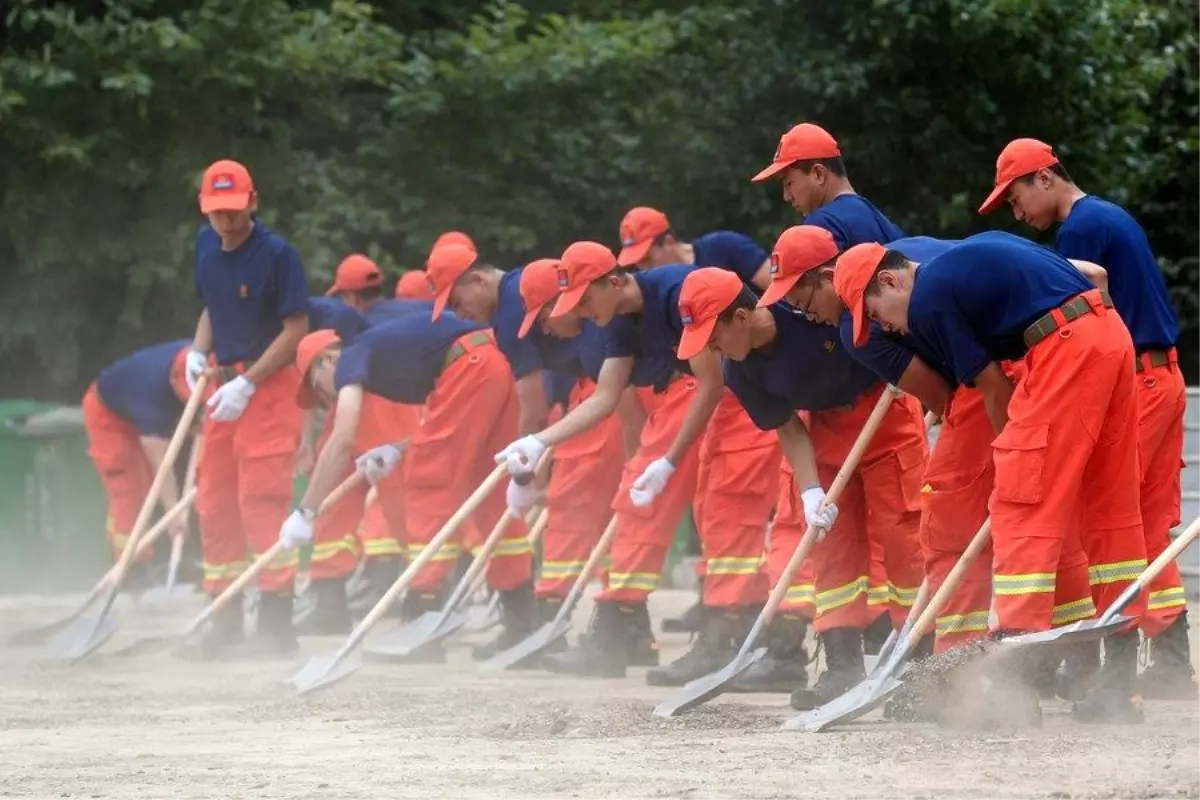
[977,179,1013,215]
[756,275,801,308]
[551,284,589,318]
[431,288,452,320]
[850,297,871,348]
[617,239,653,267]
[199,193,251,214]
[517,303,546,339]
[324,282,344,297]
[676,318,718,361]
[751,160,790,183]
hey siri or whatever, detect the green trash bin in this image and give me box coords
[0,401,111,593]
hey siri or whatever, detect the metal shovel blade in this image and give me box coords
[783,674,906,733]
[996,615,1134,649]
[7,611,86,647]
[288,650,364,696]
[463,597,502,633]
[109,632,180,658]
[652,646,768,718]
[479,618,568,673]
[45,612,121,661]
[361,613,446,660]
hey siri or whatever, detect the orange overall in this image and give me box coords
[596,377,703,604]
[990,291,1146,633]
[401,332,532,593]
[536,378,626,598]
[196,365,305,594]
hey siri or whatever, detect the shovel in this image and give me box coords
[111,472,364,658]
[863,577,931,675]
[653,387,900,718]
[480,511,617,672]
[138,435,203,607]
[460,503,548,633]
[288,462,508,695]
[785,517,993,732]
[45,375,209,661]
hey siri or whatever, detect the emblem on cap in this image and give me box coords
[212,174,235,190]
[773,138,784,160]
[769,251,781,276]
[679,304,694,325]
[557,266,570,289]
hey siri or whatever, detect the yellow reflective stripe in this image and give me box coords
[1147,586,1187,611]
[935,610,991,636]
[406,542,461,562]
[888,582,919,608]
[993,572,1056,595]
[815,576,868,614]
[785,584,815,607]
[492,538,534,557]
[540,560,587,578]
[1088,559,1148,586]
[866,585,891,605]
[362,539,403,557]
[203,560,249,581]
[607,571,659,592]
[310,534,360,563]
[1051,596,1096,626]
[707,556,761,576]
[262,548,299,570]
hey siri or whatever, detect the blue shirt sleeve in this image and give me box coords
[1054,214,1108,265]
[723,362,792,431]
[694,231,768,284]
[839,317,914,385]
[917,305,992,386]
[275,242,310,318]
[803,207,848,250]
[333,342,371,391]
[603,316,641,360]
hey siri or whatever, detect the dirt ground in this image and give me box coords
[0,588,1196,800]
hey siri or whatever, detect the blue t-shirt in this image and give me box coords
[725,304,880,430]
[96,340,191,437]
[491,268,581,381]
[308,297,367,341]
[194,223,309,364]
[692,231,768,282]
[543,369,578,408]
[839,236,959,386]
[1055,195,1179,351]
[907,231,1094,386]
[602,265,699,386]
[333,312,485,404]
[805,194,906,249]
[362,298,428,328]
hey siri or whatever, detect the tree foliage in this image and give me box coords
[1,0,1196,399]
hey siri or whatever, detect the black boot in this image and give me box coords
[397,589,447,663]
[863,613,894,657]
[349,556,402,617]
[175,593,245,660]
[239,591,299,658]
[789,627,866,710]
[731,613,810,693]
[543,602,638,678]
[1073,630,1145,724]
[662,581,704,634]
[1139,611,1197,699]
[628,601,661,666]
[1055,640,1100,701]
[295,578,353,636]
[644,607,744,687]
[472,582,537,664]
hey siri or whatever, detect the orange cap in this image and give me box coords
[752,123,841,182]
[426,243,478,320]
[395,270,434,300]
[834,243,888,348]
[326,253,382,296]
[430,231,477,257]
[517,258,562,338]
[676,269,744,360]
[757,226,839,308]
[199,159,254,214]
[295,329,340,409]
[551,241,618,317]
[616,207,671,267]
[978,138,1060,215]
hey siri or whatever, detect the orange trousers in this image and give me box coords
[866,540,890,623]
[990,293,1146,633]
[693,389,780,608]
[536,378,625,598]
[401,334,532,593]
[308,396,421,581]
[1134,350,1187,636]
[196,367,304,594]
[767,385,927,633]
[82,384,156,564]
[596,377,702,604]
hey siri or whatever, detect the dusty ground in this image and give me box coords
[0,589,1196,799]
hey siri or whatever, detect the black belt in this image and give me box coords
[1023,290,1114,350]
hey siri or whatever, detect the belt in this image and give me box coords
[1023,290,1114,350]
[215,360,256,384]
[1134,348,1175,374]
[442,331,494,371]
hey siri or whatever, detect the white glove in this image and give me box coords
[355,443,405,485]
[185,349,208,391]
[206,375,256,422]
[506,479,543,516]
[801,485,839,539]
[630,457,675,508]
[494,434,548,479]
[279,509,314,550]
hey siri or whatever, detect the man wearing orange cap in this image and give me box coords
[278,310,533,662]
[396,271,435,301]
[672,259,923,707]
[183,159,309,658]
[83,340,195,589]
[840,231,1148,724]
[979,138,1193,698]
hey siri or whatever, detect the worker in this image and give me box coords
[278,312,534,662]
[979,137,1194,700]
[182,159,309,658]
[673,261,926,708]
[752,122,907,649]
[840,230,1148,725]
[82,340,194,588]
[396,270,435,301]
[614,206,782,641]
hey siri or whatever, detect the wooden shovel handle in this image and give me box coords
[98,488,197,589]
[902,518,993,647]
